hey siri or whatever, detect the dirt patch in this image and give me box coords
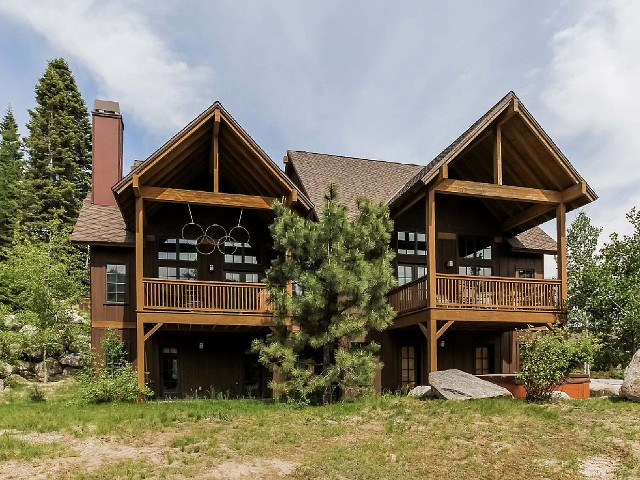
[580,456,620,479]
[0,429,170,479]
[210,459,298,479]
[0,428,300,480]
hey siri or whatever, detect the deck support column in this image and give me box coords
[136,318,145,390]
[135,183,145,391]
[556,202,567,311]
[425,187,437,375]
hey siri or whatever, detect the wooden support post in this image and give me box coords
[493,126,503,185]
[556,202,567,308]
[135,196,144,312]
[427,315,437,374]
[212,110,221,193]
[136,318,145,390]
[426,188,436,308]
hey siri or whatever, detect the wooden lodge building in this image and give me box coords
[71,92,596,398]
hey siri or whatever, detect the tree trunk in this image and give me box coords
[322,344,332,405]
[43,344,48,384]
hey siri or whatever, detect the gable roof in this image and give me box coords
[70,194,134,246]
[388,91,597,210]
[113,101,313,228]
[286,150,556,253]
[287,151,423,218]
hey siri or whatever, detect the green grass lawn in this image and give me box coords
[1,381,639,479]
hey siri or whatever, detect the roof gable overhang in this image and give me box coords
[387,91,597,235]
[113,102,313,228]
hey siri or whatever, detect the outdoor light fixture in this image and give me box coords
[439,340,445,348]
[199,342,204,349]
[446,260,454,268]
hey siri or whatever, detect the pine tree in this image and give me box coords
[0,106,23,250]
[21,58,91,236]
[252,185,397,404]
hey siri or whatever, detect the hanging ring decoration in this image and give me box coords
[182,204,205,241]
[181,205,250,256]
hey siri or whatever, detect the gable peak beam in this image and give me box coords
[138,186,277,210]
[212,109,221,193]
[434,179,563,204]
[493,126,503,185]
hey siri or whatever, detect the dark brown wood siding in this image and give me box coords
[144,329,271,398]
[393,194,545,279]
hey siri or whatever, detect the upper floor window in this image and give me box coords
[158,238,197,262]
[397,231,426,256]
[458,235,492,260]
[225,271,260,283]
[158,266,198,280]
[397,264,426,286]
[517,268,535,279]
[459,266,493,276]
[106,264,126,303]
[224,242,260,265]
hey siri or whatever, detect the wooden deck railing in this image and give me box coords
[387,276,428,314]
[435,274,561,311]
[388,274,562,315]
[142,278,271,314]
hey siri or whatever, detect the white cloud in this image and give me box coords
[0,0,213,138]
[541,0,640,237]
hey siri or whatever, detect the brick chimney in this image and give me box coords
[91,99,123,206]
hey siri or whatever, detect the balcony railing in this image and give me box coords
[388,273,562,316]
[142,278,271,314]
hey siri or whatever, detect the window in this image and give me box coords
[161,347,179,393]
[225,242,260,265]
[458,266,493,276]
[396,231,426,256]
[458,236,492,260]
[158,238,197,261]
[475,346,490,375]
[158,266,198,280]
[397,264,427,286]
[397,265,413,286]
[225,271,260,283]
[106,264,126,303]
[517,268,534,279]
[401,346,417,388]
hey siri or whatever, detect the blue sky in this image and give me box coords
[0,1,638,266]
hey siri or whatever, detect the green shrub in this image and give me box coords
[78,330,152,403]
[518,328,599,402]
[79,365,152,403]
[28,385,46,402]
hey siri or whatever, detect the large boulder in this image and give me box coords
[407,385,434,400]
[59,353,86,368]
[35,358,63,380]
[429,369,513,400]
[621,350,640,402]
[590,379,623,397]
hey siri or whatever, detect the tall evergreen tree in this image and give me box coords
[21,58,91,236]
[0,106,23,250]
[253,185,396,404]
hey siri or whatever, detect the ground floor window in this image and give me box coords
[474,346,491,375]
[161,347,179,393]
[401,346,418,388]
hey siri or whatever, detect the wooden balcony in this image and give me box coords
[388,273,562,318]
[140,278,274,327]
